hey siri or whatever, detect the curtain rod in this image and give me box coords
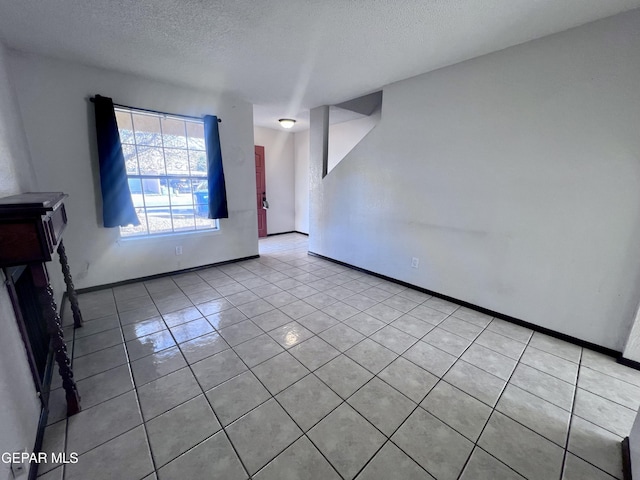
[89,97,221,123]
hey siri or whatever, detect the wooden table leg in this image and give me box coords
[57,239,83,329]
[32,265,81,416]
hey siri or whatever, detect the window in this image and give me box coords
[114,108,218,237]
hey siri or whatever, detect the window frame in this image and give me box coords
[115,107,219,238]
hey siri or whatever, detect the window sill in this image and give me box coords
[117,227,221,244]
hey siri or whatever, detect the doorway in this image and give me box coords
[255,145,267,237]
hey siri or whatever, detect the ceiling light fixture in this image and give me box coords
[278,118,296,129]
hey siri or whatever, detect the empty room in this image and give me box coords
[1,1,640,479]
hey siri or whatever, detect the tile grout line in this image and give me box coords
[512,364,636,414]
[452,325,536,480]
[63,263,457,478]
[559,347,583,480]
[140,294,610,415]
[219,261,387,474]
[142,278,254,480]
[72,295,617,400]
[76,279,505,478]
[53,289,140,478]
[113,286,160,480]
[73,316,546,431]
[313,345,436,479]
[66,285,239,475]
[346,307,491,480]
[58,300,79,480]
[400,315,506,471]
[394,331,578,454]
[562,351,625,479]
[62,236,638,480]
[167,355,254,478]
[205,341,345,479]
[399,317,640,416]
[571,409,636,440]
[443,327,619,479]
[577,362,640,389]
[194,277,429,477]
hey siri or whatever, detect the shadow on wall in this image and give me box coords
[326,91,382,175]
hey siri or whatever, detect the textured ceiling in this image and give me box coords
[0,0,639,131]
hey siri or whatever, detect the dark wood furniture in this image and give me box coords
[0,192,81,415]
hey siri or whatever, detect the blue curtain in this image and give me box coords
[93,95,140,227]
[204,115,229,219]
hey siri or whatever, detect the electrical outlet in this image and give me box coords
[11,462,26,478]
[175,246,183,256]
[10,448,28,478]
[411,257,419,268]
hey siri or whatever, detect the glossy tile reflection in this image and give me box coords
[45,233,637,480]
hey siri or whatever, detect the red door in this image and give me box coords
[255,145,267,237]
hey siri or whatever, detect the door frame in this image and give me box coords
[255,145,267,237]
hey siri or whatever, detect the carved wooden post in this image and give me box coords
[57,239,83,329]
[32,266,81,416]
[0,192,82,417]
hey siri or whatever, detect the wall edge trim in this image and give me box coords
[75,255,260,293]
[265,231,309,237]
[619,356,640,371]
[308,250,624,361]
[622,436,632,480]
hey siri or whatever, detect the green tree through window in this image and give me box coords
[115,108,218,237]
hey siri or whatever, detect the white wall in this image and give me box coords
[309,10,640,351]
[294,113,380,234]
[327,112,380,173]
[294,129,310,234]
[624,305,640,362]
[253,126,295,234]
[9,52,258,288]
[0,41,41,479]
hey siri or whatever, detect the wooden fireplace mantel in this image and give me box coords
[0,192,82,416]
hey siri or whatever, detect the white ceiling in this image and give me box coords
[0,0,638,131]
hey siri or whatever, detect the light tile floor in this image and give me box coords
[39,233,640,480]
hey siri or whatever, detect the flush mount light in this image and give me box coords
[278,118,296,129]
